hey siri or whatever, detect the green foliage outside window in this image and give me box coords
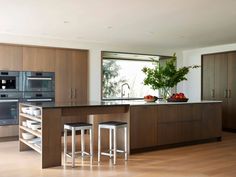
[102,60,126,98]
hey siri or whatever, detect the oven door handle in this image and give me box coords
[27,77,52,81]
[26,99,52,102]
[0,99,19,102]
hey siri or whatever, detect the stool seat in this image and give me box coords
[65,122,92,127]
[99,121,127,126]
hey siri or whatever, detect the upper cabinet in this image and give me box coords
[55,49,88,103]
[55,49,73,103]
[71,50,88,103]
[0,44,23,71]
[23,47,56,72]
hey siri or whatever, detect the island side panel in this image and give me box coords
[42,108,62,168]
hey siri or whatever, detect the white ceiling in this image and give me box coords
[0,0,236,50]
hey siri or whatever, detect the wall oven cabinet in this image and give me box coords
[0,71,22,92]
[23,72,55,92]
[0,92,22,125]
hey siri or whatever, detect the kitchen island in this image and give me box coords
[19,100,222,168]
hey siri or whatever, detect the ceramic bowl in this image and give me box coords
[26,120,38,128]
[28,107,37,115]
[21,107,29,114]
[33,109,41,117]
[22,121,27,127]
[22,132,35,140]
[31,123,41,130]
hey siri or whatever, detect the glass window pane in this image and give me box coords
[102,58,158,99]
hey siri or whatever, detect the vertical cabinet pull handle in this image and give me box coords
[71,88,73,99]
[228,89,231,98]
[224,89,228,98]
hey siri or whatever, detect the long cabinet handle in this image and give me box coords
[211,89,215,98]
[228,89,231,98]
[224,89,228,98]
[71,88,73,99]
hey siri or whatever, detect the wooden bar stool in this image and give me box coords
[64,122,93,167]
[98,121,128,165]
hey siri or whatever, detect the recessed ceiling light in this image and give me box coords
[64,21,69,24]
[107,26,112,29]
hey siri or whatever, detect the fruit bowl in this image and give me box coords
[144,95,158,102]
[167,93,188,102]
[167,98,189,102]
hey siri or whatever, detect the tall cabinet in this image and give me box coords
[202,52,236,130]
[55,49,88,103]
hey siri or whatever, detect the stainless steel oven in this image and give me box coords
[0,71,22,92]
[23,72,55,92]
[0,92,22,125]
[23,92,54,102]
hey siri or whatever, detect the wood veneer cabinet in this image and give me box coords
[157,104,202,145]
[23,47,56,72]
[71,50,88,103]
[130,103,221,151]
[0,44,23,70]
[202,52,236,130]
[55,49,88,103]
[130,106,157,149]
[227,52,236,129]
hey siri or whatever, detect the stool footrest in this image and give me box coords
[66,151,92,158]
[101,149,125,157]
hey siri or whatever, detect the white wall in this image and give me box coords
[0,33,180,102]
[182,43,236,101]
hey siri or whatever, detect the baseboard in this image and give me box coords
[223,129,236,133]
[0,136,18,142]
[130,137,221,154]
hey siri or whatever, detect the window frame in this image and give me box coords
[101,51,172,101]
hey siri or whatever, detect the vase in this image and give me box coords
[159,87,171,100]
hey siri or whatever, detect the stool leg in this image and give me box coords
[81,129,85,157]
[113,127,117,165]
[64,129,67,165]
[98,126,101,163]
[72,128,75,167]
[89,128,93,162]
[109,128,113,158]
[124,126,128,161]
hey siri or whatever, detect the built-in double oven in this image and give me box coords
[0,71,22,125]
[0,71,55,126]
[22,71,55,92]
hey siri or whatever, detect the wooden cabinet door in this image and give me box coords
[71,50,88,103]
[157,105,181,145]
[201,103,222,139]
[55,49,72,103]
[214,53,228,129]
[202,54,215,100]
[130,106,157,150]
[0,44,23,70]
[227,52,236,129]
[23,47,56,72]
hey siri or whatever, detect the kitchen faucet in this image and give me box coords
[121,83,130,98]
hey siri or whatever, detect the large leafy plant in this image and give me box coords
[142,53,199,98]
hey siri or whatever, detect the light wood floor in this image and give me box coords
[0,132,236,177]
